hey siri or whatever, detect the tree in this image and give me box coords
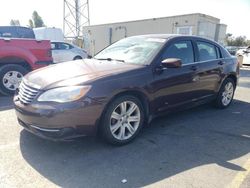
[225,33,250,46]
[28,19,34,28]
[234,36,247,46]
[29,11,45,28]
[10,19,20,26]
[225,33,232,43]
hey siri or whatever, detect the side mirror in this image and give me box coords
[161,58,182,68]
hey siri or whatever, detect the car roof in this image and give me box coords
[136,34,180,39]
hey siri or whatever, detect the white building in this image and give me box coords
[82,13,227,55]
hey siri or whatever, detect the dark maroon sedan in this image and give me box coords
[14,35,239,145]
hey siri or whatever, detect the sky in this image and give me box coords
[0,0,249,38]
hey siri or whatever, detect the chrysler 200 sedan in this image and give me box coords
[14,35,239,145]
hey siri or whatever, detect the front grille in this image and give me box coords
[18,81,40,104]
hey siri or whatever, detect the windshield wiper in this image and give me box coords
[94,58,125,63]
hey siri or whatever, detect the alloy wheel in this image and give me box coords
[109,101,141,140]
[222,82,234,106]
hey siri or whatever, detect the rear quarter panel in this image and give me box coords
[217,56,239,92]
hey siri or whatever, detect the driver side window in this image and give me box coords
[162,41,194,65]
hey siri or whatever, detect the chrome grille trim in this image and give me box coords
[18,81,40,104]
[19,88,37,97]
[19,82,38,93]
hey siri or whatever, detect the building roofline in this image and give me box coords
[84,13,220,28]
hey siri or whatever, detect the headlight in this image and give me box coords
[37,86,91,103]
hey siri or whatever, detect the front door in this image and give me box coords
[151,39,200,113]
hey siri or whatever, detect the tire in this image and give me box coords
[0,64,28,95]
[214,78,236,109]
[73,56,83,60]
[100,95,145,145]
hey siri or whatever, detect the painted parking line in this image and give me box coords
[228,158,250,188]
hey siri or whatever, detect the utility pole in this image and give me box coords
[63,0,90,42]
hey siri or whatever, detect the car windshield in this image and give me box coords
[94,37,166,65]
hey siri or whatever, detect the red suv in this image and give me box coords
[0,38,52,95]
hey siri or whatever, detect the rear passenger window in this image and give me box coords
[162,41,194,65]
[58,43,71,50]
[197,41,218,61]
[216,47,222,58]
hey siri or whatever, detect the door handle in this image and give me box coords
[155,66,165,74]
[190,65,197,71]
[218,61,225,65]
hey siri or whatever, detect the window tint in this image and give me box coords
[58,43,71,50]
[197,41,218,61]
[16,27,35,38]
[162,41,194,65]
[216,47,221,58]
[0,26,35,39]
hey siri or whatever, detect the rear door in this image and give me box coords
[193,40,223,98]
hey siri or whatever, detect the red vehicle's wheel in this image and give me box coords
[0,64,28,95]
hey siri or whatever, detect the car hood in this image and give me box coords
[24,59,143,90]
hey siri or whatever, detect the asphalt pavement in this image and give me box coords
[0,68,250,188]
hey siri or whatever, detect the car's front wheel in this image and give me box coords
[101,95,145,145]
[215,78,236,108]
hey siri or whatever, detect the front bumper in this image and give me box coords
[14,96,104,141]
[18,118,85,141]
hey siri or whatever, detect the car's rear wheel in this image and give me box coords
[101,95,145,145]
[215,78,235,108]
[0,64,28,95]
